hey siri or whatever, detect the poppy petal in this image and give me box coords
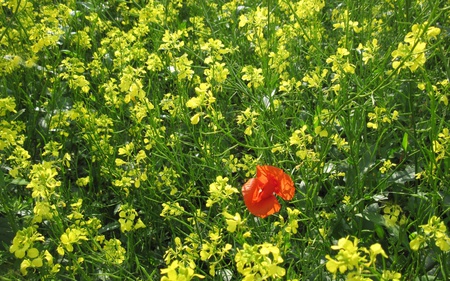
[242,178,280,218]
[242,165,295,218]
[249,196,281,218]
[242,178,258,204]
[259,165,295,200]
[278,172,295,200]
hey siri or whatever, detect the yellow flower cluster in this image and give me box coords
[410,216,450,252]
[118,203,146,233]
[391,22,440,73]
[235,242,286,280]
[326,236,399,280]
[9,226,59,276]
[206,176,239,208]
[367,107,399,130]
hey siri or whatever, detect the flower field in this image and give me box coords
[1,0,449,280]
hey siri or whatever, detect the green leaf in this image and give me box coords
[402,132,408,152]
[10,178,29,186]
[390,165,416,184]
[0,217,15,251]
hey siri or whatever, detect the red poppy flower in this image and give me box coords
[242,165,295,218]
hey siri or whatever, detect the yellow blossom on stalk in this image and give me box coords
[269,45,290,74]
[160,93,182,117]
[235,243,286,280]
[206,176,239,207]
[10,226,45,259]
[303,67,329,89]
[204,61,229,84]
[409,233,427,251]
[118,66,147,103]
[146,53,164,71]
[66,199,84,223]
[163,234,201,266]
[42,141,62,158]
[186,83,216,109]
[57,227,88,255]
[161,202,185,218]
[241,65,265,88]
[391,42,426,72]
[367,107,399,129]
[274,207,302,235]
[238,6,269,53]
[391,22,440,73]
[368,243,388,264]
[383,204,406,227]
[279,77,302,93]
[160,260,204,281]
[32,201,56,223]
[1,55,23,74]
[70,28,92,49]
[223,211,245,233]
[410,216,450,252]
[19,249,44,276]
[26,161,61,200]
[381,270,402,281]
[58,57,90,93]
[285,207,302,234]
[28,22,64,54]
[404,21,441,45]
[159,29,186,51]
[0,97,17,116]
[432,128,449,161]
[200,38,231,64]
[326,47,355,74]
[326,237,362,274]
[430,79,449,106]
[199,227,233,275]
[7,146,31,177]
[131,99,155,122]
[222,155,239,173]
[156,166,181,195]
[326,236,388,277]
[357,39,380,64]
[288,0,325,21]
[187,15,209,36]
[174,53,194,81]
[236,107,259,136]
[379,159,397,174]
[333,10,362,33]
[331,134,349,151]
[103,238,126,265]
[290,125,314,160]
[76,176,90,187]
[236,154,259,177]
[118,204,146,232]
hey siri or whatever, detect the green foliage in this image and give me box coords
[1,0,449,280]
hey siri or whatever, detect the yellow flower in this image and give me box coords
[10,226,45,259]
[118,204,146,232]
[161,260,204,281]
[241,65,264,88]
[59,227,88,253]
[381,270,402,281]
[160,202,185,218]
[223,211,244,233]
[409,233,426,251]
[103,239,126,264]
[190,112,202,125]
[206,176,239,207]
[235,243,285,279]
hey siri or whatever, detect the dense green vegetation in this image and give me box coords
[1,0,449,280]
